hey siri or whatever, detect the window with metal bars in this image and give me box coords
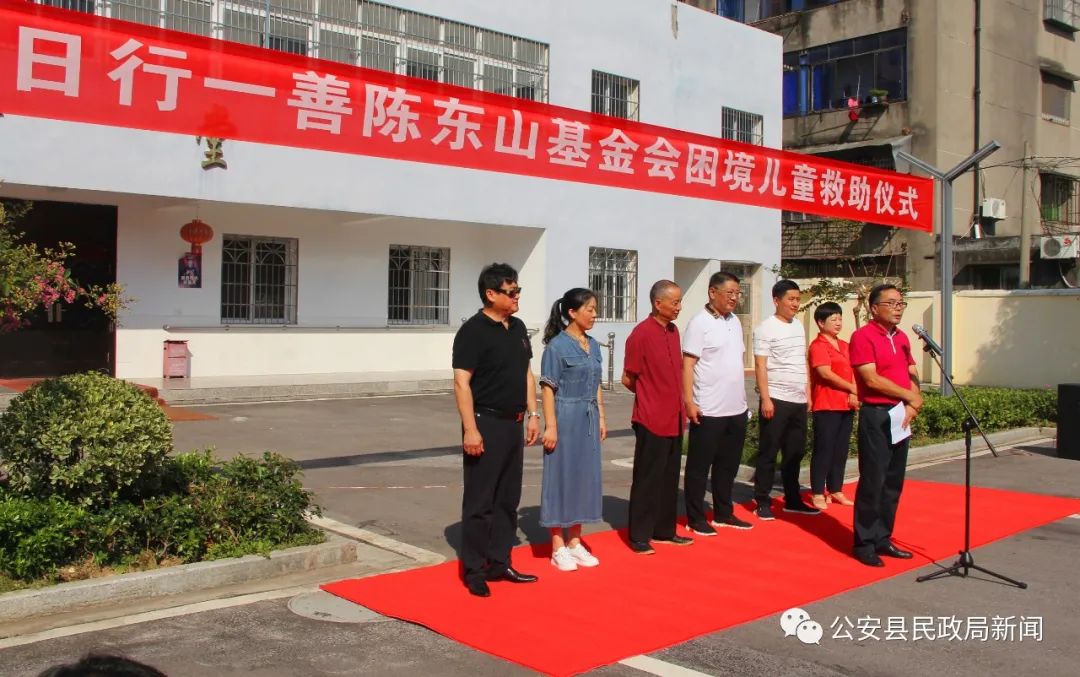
[1041,173,1080,230]
[591,71,640,121]
[1045,0,1080,31]
[54,1,551,102]
[782,28,906,117]
[588,248,638,322]
[221,236,298,324]
[721,107,764,145]
[388,245,450,325]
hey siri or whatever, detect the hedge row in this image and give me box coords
[0,373,322,582]
[740,386,1056,464]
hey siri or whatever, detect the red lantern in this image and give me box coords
[180,218,214,254]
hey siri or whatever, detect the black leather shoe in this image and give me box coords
[654,535,694,546]
[466,578,490,597]
[854,550,885,567]
[629,540,655,555]
[487,566,538,583]
[877,543,913,559]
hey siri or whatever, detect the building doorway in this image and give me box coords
[0,199,118,378]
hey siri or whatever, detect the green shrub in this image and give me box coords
[0,372,172,508]
[740,386,1055,463]
[914,387,1056,438]
[0,496,87,580]
[0,450,323,582]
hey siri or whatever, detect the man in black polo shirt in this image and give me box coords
[452,262,541,597]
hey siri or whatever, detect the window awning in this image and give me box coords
[791,135,915,173]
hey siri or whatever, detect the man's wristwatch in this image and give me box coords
[526,411,540,419]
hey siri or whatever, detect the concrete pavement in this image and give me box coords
[0,394,1076,676]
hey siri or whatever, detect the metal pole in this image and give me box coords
[606,331,616,391]
[941,180,955,396]
[1019,140,1032,288]
[898,141,999,398]
[263,0,271,48]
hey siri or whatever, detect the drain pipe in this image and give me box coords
[972,0,982,231]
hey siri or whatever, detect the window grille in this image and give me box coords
[588,247,638,322]
[721,107,764,145]
[782,28,907,117]
[221,236,298,324]
[40,0,96,13]
[41,1,550,102]
[591,71,640,121]
[1045,0,1080,31]
[388,245,450,325]
[1040,173,1080,232]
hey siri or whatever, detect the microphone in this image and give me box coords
[912,324,943,355]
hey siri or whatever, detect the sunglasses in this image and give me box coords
[874,300,908,309]
[492,287,523,298]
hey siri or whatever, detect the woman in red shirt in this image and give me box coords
[808,302,859,511]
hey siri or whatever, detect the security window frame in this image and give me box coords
[387,245,451,326]
[68,1,549,101]
[721,107,765,145]
[588,247,639,323]
[220,235,299,325]
[1040,172,1080,228]
[782,28,907,117]
[591,70,641,121]
[1045,0,1080,32]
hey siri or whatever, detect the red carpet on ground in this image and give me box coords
[322,480,1080,676]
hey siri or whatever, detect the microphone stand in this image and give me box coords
[914,340,1026,588]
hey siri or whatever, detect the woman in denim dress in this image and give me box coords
[540,288,607,572]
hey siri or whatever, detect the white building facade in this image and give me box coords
[0,0,782,381]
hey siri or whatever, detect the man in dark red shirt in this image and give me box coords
[622,280,694,554]
[848,284,924,567]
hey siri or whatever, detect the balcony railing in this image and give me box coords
[32,1,551,102]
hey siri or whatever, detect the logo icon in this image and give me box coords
[780,607,823,645]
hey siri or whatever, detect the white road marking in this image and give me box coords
[306,516,445,565]
[0,586,313,649]
[619,654,716,676]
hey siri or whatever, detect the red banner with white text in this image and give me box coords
[0,1,933,232]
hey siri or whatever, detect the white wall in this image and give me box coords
[0,0,782,379]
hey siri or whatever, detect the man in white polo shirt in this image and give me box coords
[752,279,819,520]
[683,271,753,536]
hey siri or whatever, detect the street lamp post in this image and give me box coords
[895,141,1000,396]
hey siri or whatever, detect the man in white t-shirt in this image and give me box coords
[752,279,819,520]
[682,271,753,536]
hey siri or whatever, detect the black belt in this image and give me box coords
[862,403,900,409]
[476,407,525,422]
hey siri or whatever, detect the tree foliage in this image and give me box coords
[0,199,129,332]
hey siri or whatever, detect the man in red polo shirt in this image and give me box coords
[848,283,924,567]
[622,280,694,554]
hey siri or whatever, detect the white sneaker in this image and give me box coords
[551,546,578,571]
[567,543,600,567]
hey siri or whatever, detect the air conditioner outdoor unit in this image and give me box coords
[1040,235,1079,259]
[981,197,1007,220]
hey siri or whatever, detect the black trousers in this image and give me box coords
[853,404,909,556]
[811,410,854,494]
[754,398,807,504]
[628,423,682,543]
[684,411,748,525]
[461,413,523,583]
